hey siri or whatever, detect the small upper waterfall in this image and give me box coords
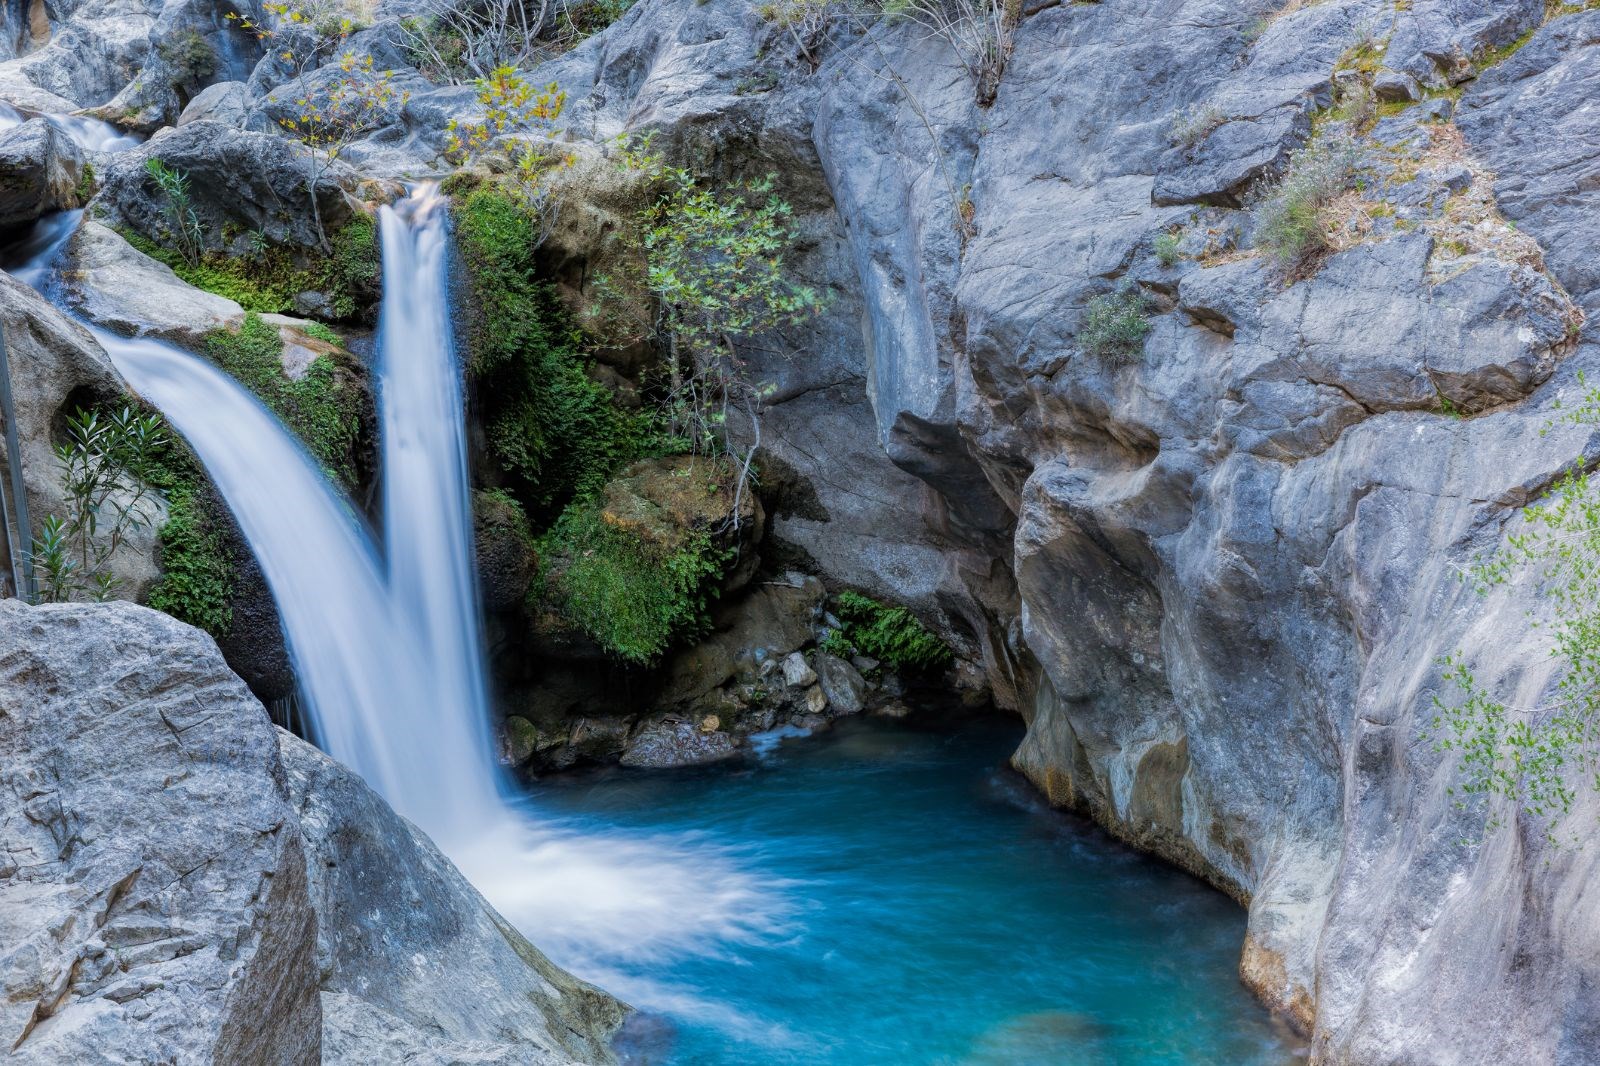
[11,182,782,1009]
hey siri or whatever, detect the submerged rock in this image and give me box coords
[0,600,625,1063]
[620,717,738,768]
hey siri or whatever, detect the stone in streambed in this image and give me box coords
[0,116,83,229]
[620,718,738,768]
[781,650,816,688]
[815,652,868,715]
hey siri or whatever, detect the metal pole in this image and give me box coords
[0,324,34,600]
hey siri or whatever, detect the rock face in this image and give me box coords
[525,0,1600,1058]
[0,600,624,1064]
[0,600,319,1064]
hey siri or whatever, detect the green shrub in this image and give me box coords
[134,432,236,636]
[1169,103,1223,148]
[157,28,217,83]
[454,184,650,520]
[535,502,728,665]
[203,312,366,485]
[1253,133,1358,270]
[825,590,951,672]
[1079,284,1152,362]
[1154,231,1182,267]
[147,480,234,634]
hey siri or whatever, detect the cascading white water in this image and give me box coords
[12,184,785,1012]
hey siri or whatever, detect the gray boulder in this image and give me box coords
[279,732,627,1064]
[178,80,251,128]
[60,220,244,343]
[814,651,867,715]
[0,600,320,1065]
[0,116,83,229]
[0,273,162,600]
[96,120,360,254]
[0,600,626,1063]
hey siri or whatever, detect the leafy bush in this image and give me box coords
[204,312,366,485]
[31,406,166,603]
[144,159,205,268]
[1169,103,1223,148]
[1429,384,1600,840]
[825,590,952,672]
[146,479,234,634]
[1154,231,1182,267]
[1252,133,1358,270]
[158,28,217,83]
[1079,284,1152,363]
[455,185,649,520]
[535,502,728,665]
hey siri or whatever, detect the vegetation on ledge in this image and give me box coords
[454,183,653,521]
[203,312,368,486]
[123,213,380,320]
[821,590,952,672]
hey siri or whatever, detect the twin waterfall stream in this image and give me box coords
[17,179,775,1024]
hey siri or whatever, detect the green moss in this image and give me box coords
[123,214,379,320]
[133,439,235,636]
[203,312,366,486]
[1474,27,1538,73]
[534,501,728,665]
[75,161,96,203]
[454,184,652,521]
[299,321,342,345]
[824,590,952,672]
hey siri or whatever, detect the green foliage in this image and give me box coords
[204,312,365,485]
[455,185,649,519]
[1169,103,1223,149]
[123,214,378,319]
[535,503,728,665]
[1431,383,1600,839]
[1079,283,1152,363]
[132,430,235,635]
[1154,230,1182,268]
[589,148,825,507]
[157,27,217,83]
[144,159,205,268]
[824,590,952,672]
[299,321,343,344]
[147,481,234,634]
[31,406,166,603]
[1253,133,1358,270]
[75,161,96,203]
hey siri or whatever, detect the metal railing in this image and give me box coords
[0,323,33,600]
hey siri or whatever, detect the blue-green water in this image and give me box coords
[516,714,1307,1065]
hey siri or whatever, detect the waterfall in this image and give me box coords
[8,180,785,1012]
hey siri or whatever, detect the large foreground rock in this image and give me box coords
[0,273,161,600]
[0,600,625,1063]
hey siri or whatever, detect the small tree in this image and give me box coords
[231,4,409,252]
[1431,383,1600,841]
[445,67,570,219]
[144,159,205,268]
[31,406,166,603]
[590,148,825,528]
[397,0,552,84]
